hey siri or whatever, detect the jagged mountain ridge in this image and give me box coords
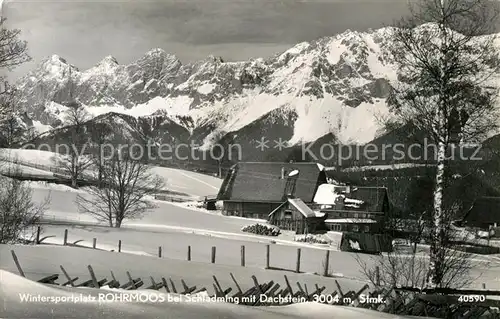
[13,26,398,151]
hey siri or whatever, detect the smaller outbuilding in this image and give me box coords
[268,197,325,234]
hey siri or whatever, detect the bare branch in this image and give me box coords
[76,152,165,227]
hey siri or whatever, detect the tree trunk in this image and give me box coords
[428,140,446,288]
[71,155,78,188]
[428,5,448,288]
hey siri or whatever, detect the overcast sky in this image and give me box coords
[2,0,413,81]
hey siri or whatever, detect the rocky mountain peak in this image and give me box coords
[11,26,429,150]
[97,55,119,67]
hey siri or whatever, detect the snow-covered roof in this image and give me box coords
[324,218,377,224]
[313,184,348,205]
[268,198,323,218]
[314,211,325,218]
[313,184,388,212]
[288,198,316,218]
[217,162,325,202]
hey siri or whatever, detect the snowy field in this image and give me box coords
[0,269,418,319]
[35,224,359,278]
[23,181,500,289]
[0,148,223,197]
[0,244,367,297]
[33,187,250,233]
[3,151,500,293]
[28,224,500,289]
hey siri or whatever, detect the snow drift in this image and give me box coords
[0,269,419,318]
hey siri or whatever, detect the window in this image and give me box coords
[330,224,342,231]
[364,225,370,233]
[284,210,293,219]
[352,225,359,232]
[353,213,359,218]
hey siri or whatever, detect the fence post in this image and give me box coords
[295,248,301,273]
[118,240,122,252]
[63,229,68,246]
[241,245,245,267]
[35,226,41,244]
[266,244,270,269]
[10,250,25,277]
[323,250,330,277]
[92,238,97,249]
[87,265,99,288]
[375,266,380,286]
[211,246,216,263]
[187,246,191,261]
[158,246,162,258]
[482,282,486,289]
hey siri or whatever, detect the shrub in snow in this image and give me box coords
[241,223,280,236]
[187,201,204,209]
[294,234,332,245]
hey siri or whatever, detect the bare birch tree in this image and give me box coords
[387,0,499,288]
[76,152,165,227]
[357,200,482,290]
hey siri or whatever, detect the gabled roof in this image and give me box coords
[217,162,326,202]
[288,198,316,218]
[268,198,319,218]
[462,196,500,225]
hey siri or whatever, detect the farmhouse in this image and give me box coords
[314,185,389,234]
[216,162,328,219]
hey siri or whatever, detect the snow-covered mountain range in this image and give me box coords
[13,27,398,151]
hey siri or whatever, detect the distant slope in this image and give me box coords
[0,148,222,197]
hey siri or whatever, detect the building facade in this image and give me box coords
[216,162,328,220]
[315,186,389,234]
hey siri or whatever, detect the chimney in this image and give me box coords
[335,194,345,210]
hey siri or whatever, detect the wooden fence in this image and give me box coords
[8,249,500,318]
[154,194,192,203]
[33,227,336,276]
